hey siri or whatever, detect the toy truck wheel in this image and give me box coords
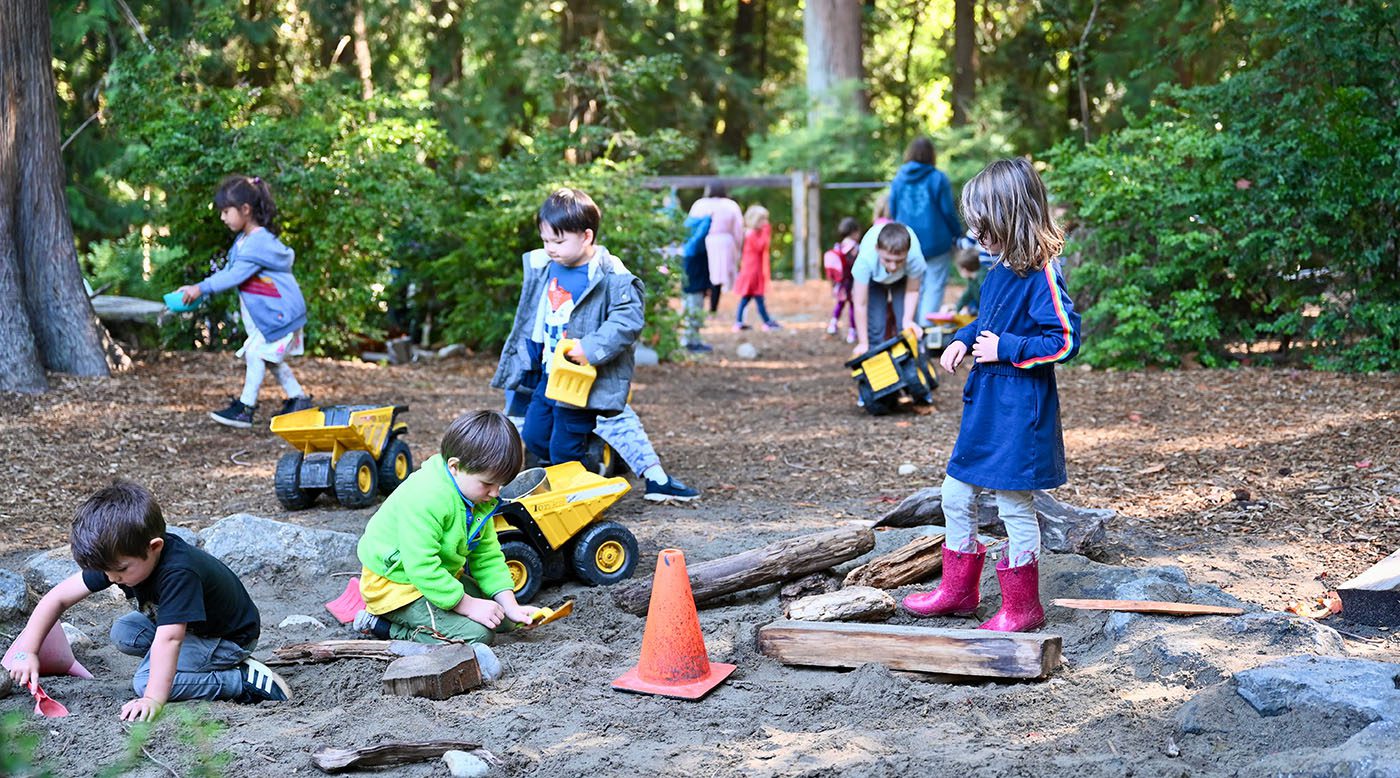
[586,436,625,478]
[500,539,544,604]
[570,521,639,587]
[377,437,413,495]
[333,450,378,508]
[274,452,318,510]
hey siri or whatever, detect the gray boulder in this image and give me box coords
[168,525,199,547]
[0,568,27,620]
[1235,655,1400,721]
[200,514,358,579]
[23,547,79,594]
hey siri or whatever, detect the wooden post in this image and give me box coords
[805,170,821,284]
[610,526,875,615]
[791,170,807,284]
[758,620,1062,679]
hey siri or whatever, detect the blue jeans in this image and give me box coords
[522,377,600,465]
[111,612,252,701]
[736,295,773,325]
[916,251,952,326]
[866,277,908,345]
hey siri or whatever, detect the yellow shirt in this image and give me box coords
[359,565,464,615]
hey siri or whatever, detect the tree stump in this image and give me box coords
[381,644,481,700]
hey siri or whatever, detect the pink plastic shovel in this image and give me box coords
[324,577,366,624]
[27,680,69,718]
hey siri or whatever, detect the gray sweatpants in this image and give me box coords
[941,474,1040,566]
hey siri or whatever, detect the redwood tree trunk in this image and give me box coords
[951,0,977,125]
[0,0,116,392]
[804,0,866,122]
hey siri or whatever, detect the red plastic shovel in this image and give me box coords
[27,680,69,718]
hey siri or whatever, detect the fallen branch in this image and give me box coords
[311,741,483,773]
[611,527,875,616]
[843,534,944,589]
[266,639,434,666]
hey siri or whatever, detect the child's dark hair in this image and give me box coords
[904,136,936,166]
[837,217,861,239]
[704,181,728,198]
[955,247,982,273]
[441,411,524,486]
[538,188,601,238]
[213,175,279,233]
[960,157,1064,276]
[876,223,912,255]
[70,481,166,571]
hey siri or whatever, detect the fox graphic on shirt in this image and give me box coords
[541,277,576,372]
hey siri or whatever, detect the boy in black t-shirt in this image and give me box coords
[6,481,291,721]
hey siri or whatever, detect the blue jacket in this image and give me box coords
[681,215,712,294]
[890,162,962,257]
[946,261,1081,491]
[198,229,308,342]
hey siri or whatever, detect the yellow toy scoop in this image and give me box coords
[529,600,574,627]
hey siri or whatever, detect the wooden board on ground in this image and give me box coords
[611,526,876,616]
[1051,598,1244,616]
[381,644,482,699]
[267,639,432,666]
[757,620,1061,679]
[784,586,896,622]
[311,740,483,773]
[843,534,945,589]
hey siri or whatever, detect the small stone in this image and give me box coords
[473,643,503,682]
[0,672,11,699]
[60,622,92,649]
[278,614,326,629]
[442,750,490,778]
[437,343,466,360]
[634,345,659,366]
[736,342,758,360]
[897,463,917,476]
[0,568,27,621]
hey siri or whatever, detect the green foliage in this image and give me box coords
[1049,0,1400,371]
[1,712,51,778]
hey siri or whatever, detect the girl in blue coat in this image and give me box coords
[903,157,1081,633]
[177,176,311,428]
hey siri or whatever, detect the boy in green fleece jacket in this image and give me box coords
[353,411,540,656]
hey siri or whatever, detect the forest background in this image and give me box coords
[42,0,1400,371]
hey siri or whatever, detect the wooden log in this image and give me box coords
[875,488,942,528]
[843,534,945,589]
[311,740,483,773]
[610,527,876,616]
[266,639,433,666]
[1051,599,1244,616]
[758,620,1061,679]
[381,644,482,700]
[784,586,896,622]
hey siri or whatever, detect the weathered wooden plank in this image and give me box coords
[311,740,483,773]
[381,644,482,700]
[784,586,896,622]
[267,639,433,666]
[1051,599,1244,616]
[843,534,945,589]
[611,527,876,615]
[757,620,1061,679]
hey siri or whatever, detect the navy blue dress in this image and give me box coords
[945,260,1082,491]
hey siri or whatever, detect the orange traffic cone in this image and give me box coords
[612,549,735,700]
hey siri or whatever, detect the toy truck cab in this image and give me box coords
[845,327,938,415]
[493,462,639,603]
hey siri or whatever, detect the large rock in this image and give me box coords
[23,547,80,594]
[875,487,1111,554]
[168,525,199,547]
[1249,720,1400,777]
[1234,656,1400,722]
[0,568,28,621]
[200,514,358,579]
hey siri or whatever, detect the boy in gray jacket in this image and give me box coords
[491,188,645,466]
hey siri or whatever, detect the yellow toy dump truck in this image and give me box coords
[845,327,938,415]
[270,405,412,510]
[494,462,638,603]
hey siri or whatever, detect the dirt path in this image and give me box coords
[2,280,1398,776]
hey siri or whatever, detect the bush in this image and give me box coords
[1048,0,1400,370]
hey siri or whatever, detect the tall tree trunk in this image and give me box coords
[951,0,977,125]
[0,0,117,392]
[720,0,759,157]
[804,0,865,123]
[352,0,374,101]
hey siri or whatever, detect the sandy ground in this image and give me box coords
[2,280,1398,776]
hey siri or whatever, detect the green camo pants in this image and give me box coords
[382,577,517,646]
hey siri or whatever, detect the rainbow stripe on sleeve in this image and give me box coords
[1013,264,1074,368]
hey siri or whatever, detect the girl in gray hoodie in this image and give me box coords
[177,176,311,428]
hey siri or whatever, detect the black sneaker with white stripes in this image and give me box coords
[233,658,292,704]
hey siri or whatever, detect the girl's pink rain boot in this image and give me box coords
[978,556,1046,632]
[902,543,985,617]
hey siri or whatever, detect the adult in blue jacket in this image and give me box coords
[889,136,963,327]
